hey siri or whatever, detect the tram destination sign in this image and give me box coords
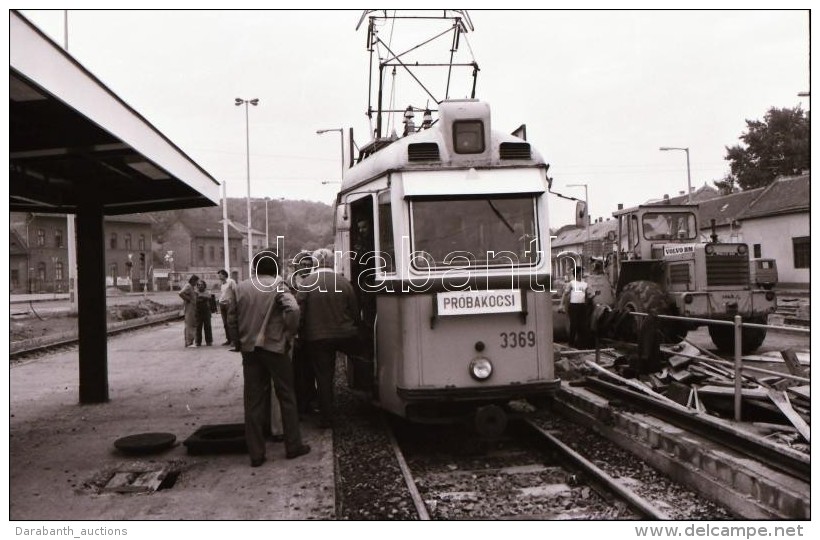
[436,289,523,316]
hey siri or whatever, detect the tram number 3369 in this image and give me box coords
[499,331,536,348]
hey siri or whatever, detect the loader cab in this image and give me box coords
[612,202,699,292]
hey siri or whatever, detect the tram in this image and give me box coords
[332,11,558,435]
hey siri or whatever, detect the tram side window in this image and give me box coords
[377,192,395,273]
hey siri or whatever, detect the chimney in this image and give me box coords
[617,203,623,210]
[679,191,684,195]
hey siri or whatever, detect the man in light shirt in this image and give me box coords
[559,268,591,347]
[217,269,237,346]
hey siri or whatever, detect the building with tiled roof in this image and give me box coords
[694,187,765,239]
[549,174,809,286]
[159,210,244,283]
[734,175,809,287]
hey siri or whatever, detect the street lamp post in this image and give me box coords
[265,197,270,247]
[236,97,259,277]
[316,128,345,182]
[567,183,590,269]
[659,147,692,203]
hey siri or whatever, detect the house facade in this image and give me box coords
[9,212,153,293]
[159,214,244,285]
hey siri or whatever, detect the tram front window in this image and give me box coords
[411,196,539,268]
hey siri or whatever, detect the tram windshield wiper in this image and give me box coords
[486,199,515,234]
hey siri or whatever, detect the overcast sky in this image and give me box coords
[19,9,810,228]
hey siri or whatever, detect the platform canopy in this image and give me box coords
[9,11,220,215]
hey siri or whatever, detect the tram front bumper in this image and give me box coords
[396,379,560,403]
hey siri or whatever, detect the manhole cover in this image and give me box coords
[114,432,176,455]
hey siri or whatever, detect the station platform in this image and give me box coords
[9,317,336,520]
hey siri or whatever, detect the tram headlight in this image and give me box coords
[469,357,493,381]
[705,244,715,255]
[737,244,748,255]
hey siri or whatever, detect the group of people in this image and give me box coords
[178,274,223,347]
[178,247,362,468]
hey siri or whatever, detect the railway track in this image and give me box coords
[387,416,671,520]
[10,311,183,360]
[551,341,810,519]
[555,341,810,480]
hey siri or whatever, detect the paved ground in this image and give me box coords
[9,315,335,521]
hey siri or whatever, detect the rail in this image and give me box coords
[615,311,808,422]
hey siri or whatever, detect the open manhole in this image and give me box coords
[101,464,181,494]
[183,423,247,455]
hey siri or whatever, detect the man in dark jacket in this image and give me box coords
[298,248,362,428]
[228,248,310,467]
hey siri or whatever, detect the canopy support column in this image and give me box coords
[76,199,109,404]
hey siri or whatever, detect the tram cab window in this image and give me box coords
[411,196,539,268]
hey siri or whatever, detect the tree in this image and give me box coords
[724,106,809,190]
[713,173,737,196]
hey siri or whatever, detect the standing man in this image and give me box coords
[228,249,310,467]
[299,248,362,428]
[217,269,237,346]
[559,268,591,347]
[288,251,319,416]
[178,274,200,348]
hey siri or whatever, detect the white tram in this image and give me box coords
[334,99,559,434]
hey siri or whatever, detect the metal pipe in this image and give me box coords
[222,180,230,272]
[629,310,810,334]
[734,315,742,422]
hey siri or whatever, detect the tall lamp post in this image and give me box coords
[567,183,590,270]
[659,146,692,203]
[265,197,270,247]
[236,97,259,277]
[316,128,345,182]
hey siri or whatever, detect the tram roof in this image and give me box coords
[9,11,220,215]
[340,101,547,194]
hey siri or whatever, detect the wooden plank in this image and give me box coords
[786,385,810,400]
[780,349,808,378]
[766,389,810,443]
[697,385,769,399]
[584,360,682,407]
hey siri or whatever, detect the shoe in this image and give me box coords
[250,457,266,468]
[206,343,213,346]
[230,347,241,352]
[222,341,232,346]
[195,343,201,347]
[318,419,332,429]
[286,444,311,460]
[266,434,285,443]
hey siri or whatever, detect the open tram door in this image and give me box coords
[345,195,378,395]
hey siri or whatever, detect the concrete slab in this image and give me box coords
[9,317,335,520]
